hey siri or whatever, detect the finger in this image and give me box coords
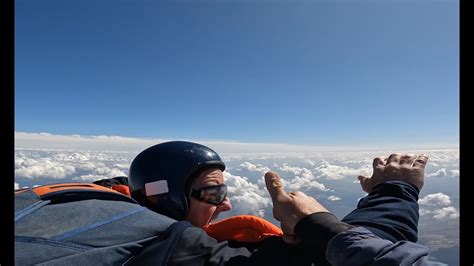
[413,154,429,168]
[386,153,402,165]
[373,157,386,168]
[399,154,416,166]
[265,171,288,202]
[358,175,370,192]
[358,175,369,183]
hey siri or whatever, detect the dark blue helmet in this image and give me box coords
[128,141,225,220]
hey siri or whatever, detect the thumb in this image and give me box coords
[265,171,288,202]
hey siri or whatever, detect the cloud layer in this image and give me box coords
[15,131,459,153]
[15,150,130,183]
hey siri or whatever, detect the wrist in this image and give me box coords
[295,212,354,240]
[296,210,329,223]
[294,212,354,265]
[370,180,420,202]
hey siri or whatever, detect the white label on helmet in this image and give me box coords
[145,180,169,196]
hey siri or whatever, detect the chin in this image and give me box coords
[210,213,220,223]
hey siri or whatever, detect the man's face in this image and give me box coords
[186,168,232,228]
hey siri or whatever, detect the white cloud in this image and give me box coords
[279,164,314,179]
[426,152,459,164]
[419,193,451,206]
[314,163,371,180]
[328,195,341,201]
[223,171,271,217]
[53,152,90,161]
[432,207,459,220]
[15,131,459,153]
[73,174,106,182]
[15,157,76,179]
[113,163,130,170]
[450,170,459,178]
[427,168,448,178]
[15,149,131,184]
[80,161,106,171]
[419,208,432,216]
[421,207,460,220]
[286,175,328,192]
[419,193,459,221]
[73,167,127,181]
[239,162,270,174]
[94,167,126,176]
[344,159,372,164]
[15,132,159,153]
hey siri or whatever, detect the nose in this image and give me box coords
[218,197,232,211]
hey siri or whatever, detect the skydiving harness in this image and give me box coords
[14,180,282,265]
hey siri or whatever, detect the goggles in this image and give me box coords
[191,184,228,205]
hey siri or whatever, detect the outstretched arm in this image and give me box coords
[342,153,429,242]
[263,153,433,265]
[326,226,447,266]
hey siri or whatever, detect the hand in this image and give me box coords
[264,171,329,244]
[358,153,429,193]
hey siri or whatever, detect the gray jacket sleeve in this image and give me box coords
[326,227,447,266]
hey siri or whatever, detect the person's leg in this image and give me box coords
[342,181,419,243]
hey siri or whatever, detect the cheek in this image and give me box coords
[194,202,216,215]
[187,199,218,227]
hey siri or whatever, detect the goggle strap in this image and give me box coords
[190,189,202,199]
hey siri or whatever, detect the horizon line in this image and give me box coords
[15,131,459,153]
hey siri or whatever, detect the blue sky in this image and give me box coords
[15,0,459,147]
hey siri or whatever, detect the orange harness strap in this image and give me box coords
[32,183,123,197]
[111,185,132,197]
[204,215,283,243]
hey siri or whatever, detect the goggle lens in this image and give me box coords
[191,184,227,205]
